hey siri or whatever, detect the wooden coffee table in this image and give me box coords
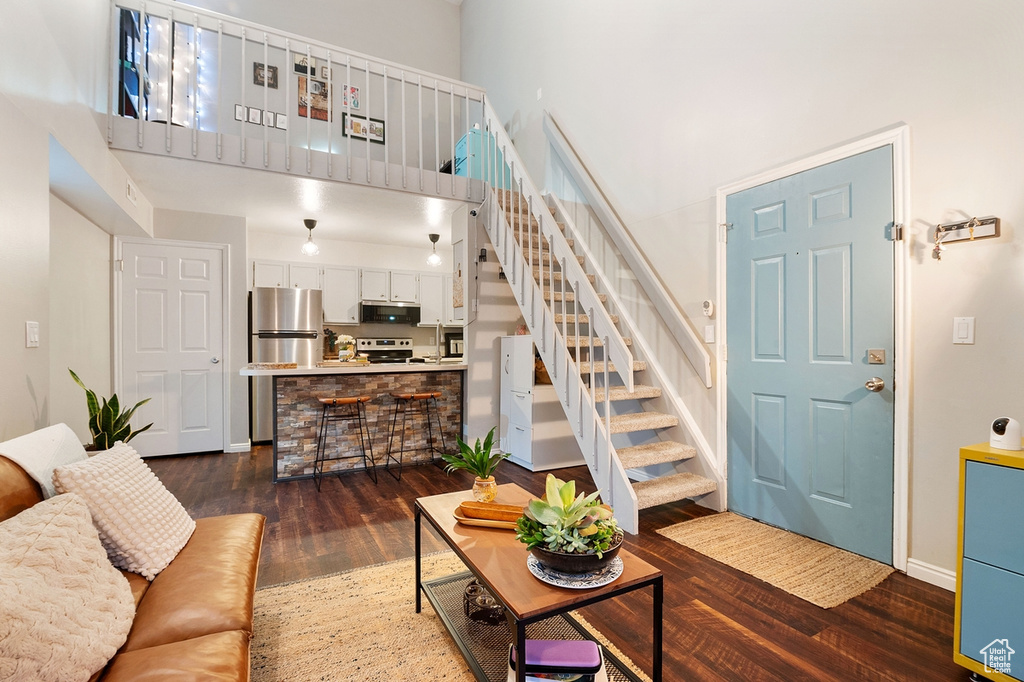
[415,483,662,682]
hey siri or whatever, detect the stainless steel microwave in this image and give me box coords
[360,303,421,324]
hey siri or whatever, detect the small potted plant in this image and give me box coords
[515,474,622,574]
[69,368,153,451]
[440,427,509,502]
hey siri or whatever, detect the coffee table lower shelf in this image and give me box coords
[422,571,645,682]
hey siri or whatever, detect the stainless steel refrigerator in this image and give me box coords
[250,287,323,442]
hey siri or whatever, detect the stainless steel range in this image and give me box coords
[356,337,417,364]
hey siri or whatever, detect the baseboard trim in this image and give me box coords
[225,441,252,453]
[906,558,956,592]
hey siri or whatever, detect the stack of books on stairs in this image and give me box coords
[507,640,608,682]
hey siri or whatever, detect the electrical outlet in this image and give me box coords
[25,321,40,348]
[126,179,138,206]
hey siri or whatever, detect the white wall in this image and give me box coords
[49,196,112,443]
[461,0,1024,577]
[0,95,52,441]
[180,0,462,80]
[153,209,250,450]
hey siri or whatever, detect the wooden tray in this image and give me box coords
[453,507,518,530]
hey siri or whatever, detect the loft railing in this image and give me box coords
[478,98,642,533]
[107,0,486,201]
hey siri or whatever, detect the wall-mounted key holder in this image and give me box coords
[932,216,1000,260]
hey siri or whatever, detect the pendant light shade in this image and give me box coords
[426,233,442,267]
[301,218,320,256]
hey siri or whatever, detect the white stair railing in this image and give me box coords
[107,0,486,201]
[479,97,641,533]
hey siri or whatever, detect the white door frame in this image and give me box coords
[714,125,911,571]
[113,237,232,454]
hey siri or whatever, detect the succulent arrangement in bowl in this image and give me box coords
[515,474,622,573]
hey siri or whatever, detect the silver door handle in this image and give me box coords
[211,357,220,364]
[865,377,884,392]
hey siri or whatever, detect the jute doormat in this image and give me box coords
[657,512,893,609]
[251,552,650,682]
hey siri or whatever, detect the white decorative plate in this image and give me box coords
[526,554,623,589]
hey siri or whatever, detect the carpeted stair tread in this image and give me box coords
[534,269,595,284]
[577,359,647,374]
[554,313,619,324]
[543,291,605,303]
[618,441,696,469]
[633,472,717,509]
[564,336,632,348]
[607,411,677,434]
[592,384,660,401]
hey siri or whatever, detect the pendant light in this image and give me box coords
[426,233,442,267]
[301,219,319,256]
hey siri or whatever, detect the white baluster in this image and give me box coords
[326,50,332,177]
[215,20,222,159]
[417,76,423,191]
[433,80,439,194]
[400,71,407,189]
[262,33,269,167]
[364,60,371,183]
[166,8,173,152]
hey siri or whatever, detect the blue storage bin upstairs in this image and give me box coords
[456,128,511,187]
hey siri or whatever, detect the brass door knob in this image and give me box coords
[865,377,885,392]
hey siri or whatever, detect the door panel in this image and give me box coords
[727,146,894,563]
[121,241,224,456]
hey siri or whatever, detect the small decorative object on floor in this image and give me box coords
[463,579,504,625]
[508,639,606,682]
[69,368,153,450]
[515,474,623,575]
[440,426,509,502]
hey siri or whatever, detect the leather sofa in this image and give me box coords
[0,454,265,681]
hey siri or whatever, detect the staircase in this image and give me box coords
[481,149,719,530]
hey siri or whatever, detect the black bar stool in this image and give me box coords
[313,395,377,490]
[383,391,447,481]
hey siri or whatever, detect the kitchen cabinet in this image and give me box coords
[499,335,584,471]
[954,442,1024,681]
[322,266,360,324]
[389,270,419,303]
[418,273,444,326]
[360,268,419,303]
[252,260,321,289]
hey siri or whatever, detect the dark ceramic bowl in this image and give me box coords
[530,533,623,574]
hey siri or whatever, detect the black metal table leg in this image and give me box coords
[415,505,422,613]
[653,575,663,682]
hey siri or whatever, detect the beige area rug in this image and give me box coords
[251,552,650,682]
[657,512,894,609]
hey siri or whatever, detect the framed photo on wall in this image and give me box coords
[342,113,384,144]
[342,84,360,110]
[297,77,331,121]
[293,54,316,75]
[253,62,279,88]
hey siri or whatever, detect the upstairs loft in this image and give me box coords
[108,0,499,202]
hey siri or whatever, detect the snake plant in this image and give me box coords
[69,368,153,450]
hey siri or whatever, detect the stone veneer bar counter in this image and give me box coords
[241,363,467,481]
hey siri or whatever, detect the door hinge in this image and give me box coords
[719,223,733,243]
[114,259,124,272]
[890,223,904,241]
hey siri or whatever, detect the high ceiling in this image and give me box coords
[113,151,467,247]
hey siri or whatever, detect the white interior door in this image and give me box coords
[119,239,225,456]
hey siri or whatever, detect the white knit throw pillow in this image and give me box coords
[0,493,135,682]
[52,443,195,580]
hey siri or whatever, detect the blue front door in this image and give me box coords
[726,146,895,564]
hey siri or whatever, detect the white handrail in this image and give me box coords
[543,111,712,388]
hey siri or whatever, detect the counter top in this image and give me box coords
[240,361,467,376]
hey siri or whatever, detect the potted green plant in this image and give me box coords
[440,427,509,502]
[515,474,623,574]
[69,369,153,451]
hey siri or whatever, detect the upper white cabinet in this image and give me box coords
[390,270,419,303]
[322,266,360,324]
[362,269,419,303]
[252,260,321,289]
[419,273,444,326]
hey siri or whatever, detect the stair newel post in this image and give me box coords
[598,333,606,499]
[239,27,246,163]
[415,74,421,189]
[262,33,269,167]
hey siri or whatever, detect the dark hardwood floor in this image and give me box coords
[149,447,968,681]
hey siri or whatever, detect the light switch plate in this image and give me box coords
[25,321,40,348]
[953,316,975,345]
[704,325,715,344]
